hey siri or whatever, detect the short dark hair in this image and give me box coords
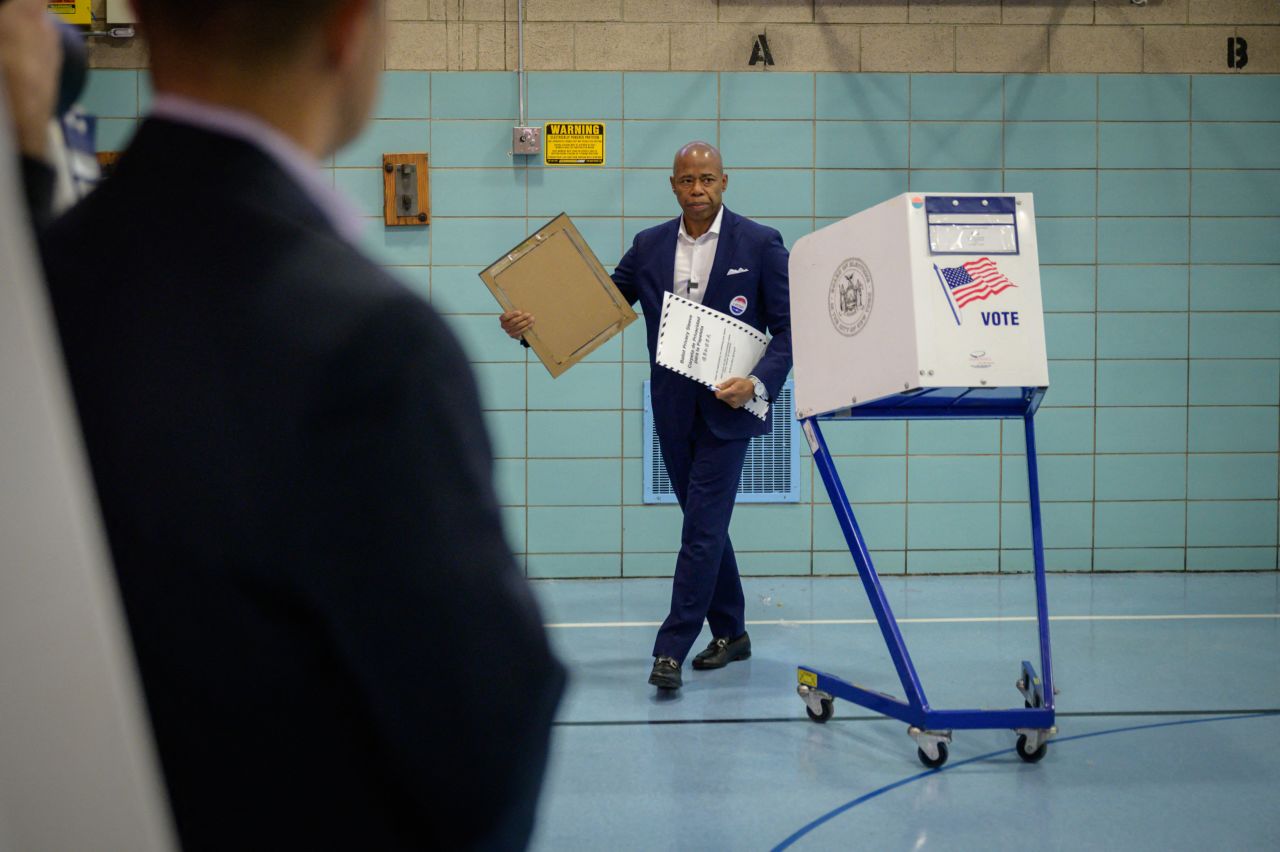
[134,0,349,57]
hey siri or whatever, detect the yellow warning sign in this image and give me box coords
[544,122,606,167]
[47,1,92,25]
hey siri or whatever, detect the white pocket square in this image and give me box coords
[727,267,749,276]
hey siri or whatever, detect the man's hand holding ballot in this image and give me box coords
[493,141,791,693]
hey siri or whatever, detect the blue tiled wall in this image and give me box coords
[83,69,1280,576]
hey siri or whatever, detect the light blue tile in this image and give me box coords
[1188,454,1279,500]
[622,169,676,216]
[815,121,908,168]
[1005,75,1097,121]
[1099,123,1189,169]
[815,170,907,218]
[622,506,683,552]
[813,503,906,550]
[1004,408,1094,454]
[910,74,1002,120]
[622,119,719,167]
[1192,123,1280,169]
[1003,171,1095,217]
[722,121,813,168]
[94,118,137,152]
[753,218,814,250]
[1190,265,1280,311]
[1004,547,1093,572]
[359,220,430,266]
[527,362,622,409]
[1001,454,1095,502]
[472,363,527,410]
[527,411,621,457]
[390,266,431,302]
[1040,266,1096,312]
[729,170,814,217]
[431,168,526,216]
[1189,406,1279,453]
[334,168,385,217]
[907,549,999,574]
[1097,266,1189,311]
[527,167,622,217]
[1097,312,1188,358]
[1190,314,1280,358]
[1095,360,1188,406]
[483,410,525,459]
[1192,75,1280,122]
[818,456,907,504]
[444,313,528,363]
[1095,454,1186,501]
[909,123,1002,169]
[431,266,497,313]
[1005,123,1097,169]
[431,120,519,167]
[1192,219,1280,264]
[527,459,621,505]
[816,74,908,120]
[1189,359,1280,406]
[823,420,908,455]
[721,72,813,119]
[1192,171,1280,217]
[727,505,812,551]
[1044,313,1095,359]
[375,72,430,118]
[623,73,717,119]
[1098,218,1189,265]
[1095,406,1186,453]
[908,456,999,502]
[81,70,138,118]
[736,553,811,577]
[620,552,677,577]
[527,506,620,553]
[492,459,525,506]
[1099,75,1189,121]
[335,120,429,167]
[432,72,518,119]
[528,72,622,120]
[622,365,650,403]
[1044,360,1095,407]
[907,420,999,454]
[1093,502,1186,548]
[1093,547,1185,571]
[502,506,526,554]
[1001,502,1094,549]
[907,170,1003,193]
[622,323,649,364]
[1186,501,1279,548]
[1035,218,1096,265]
[907,503,999,549]
[1098,170,1189,216]
[574,217,622,263]
[527,554,620,579]
[813,549,904,576]
[430,218,526,266]
[1185,547,1278,571]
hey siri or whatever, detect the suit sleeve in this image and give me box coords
[22,155,56,233]
[611,237,641,307]
[302,293,565,851]
[751,228,793,402]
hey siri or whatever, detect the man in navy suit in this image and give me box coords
[502,142,791,690]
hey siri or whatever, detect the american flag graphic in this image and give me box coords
[939,257,1017,308]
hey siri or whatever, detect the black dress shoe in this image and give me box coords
[648,656,682,689]
[691,632,752,670]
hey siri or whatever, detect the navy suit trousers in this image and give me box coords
[652,409,750,662]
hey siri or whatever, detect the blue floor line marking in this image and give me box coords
[770,711,1280,851]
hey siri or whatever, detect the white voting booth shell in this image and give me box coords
[789,192,1049,419]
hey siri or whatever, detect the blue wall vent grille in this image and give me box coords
[642,379,800,504]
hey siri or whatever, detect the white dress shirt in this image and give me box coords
[673,205,723,305]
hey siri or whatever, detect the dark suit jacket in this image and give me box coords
[40,119,564,851]
[612,207,792,443]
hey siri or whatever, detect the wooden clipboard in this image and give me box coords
[479,214,637,378]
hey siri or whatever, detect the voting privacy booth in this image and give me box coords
[789,193,1056,767]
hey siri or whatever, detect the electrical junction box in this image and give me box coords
[513,126,541,156]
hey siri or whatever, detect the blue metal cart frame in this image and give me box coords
[796,385,1056,768]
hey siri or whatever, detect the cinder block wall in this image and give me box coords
[82,2,1280,576]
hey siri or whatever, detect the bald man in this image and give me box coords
[502,142,792,690]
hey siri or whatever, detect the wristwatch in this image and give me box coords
[748,375,767,402]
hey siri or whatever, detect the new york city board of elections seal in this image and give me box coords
[828,258,874,337]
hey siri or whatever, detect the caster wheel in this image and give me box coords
[806,699,834,723]
[1016,735,1047,763]
[917,742,948,769]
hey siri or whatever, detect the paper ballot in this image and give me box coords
[656,292,770,420]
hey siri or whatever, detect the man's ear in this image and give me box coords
[323,0,375,69]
